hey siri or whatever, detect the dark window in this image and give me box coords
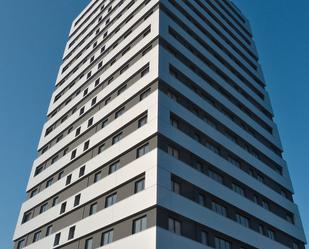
[101,230,113,246]
[105,193,117,207]
[68,226,75,240]
[109,162,119,174]
[135,179,145,193]
[133,216,147,233]
[136,144,150,158]
[138,116,147,128]
[79,166,86,177]
[74,194,81,207]
[94,171,102,183]
[46,225,53,236]
[71,150,77,160]
[168,217,181,234]
[33,231,41,242]
[84,140,90,151]
[60,202,66,214]
[89,203,98,216]
[54,233,61,246]
[66,174,72,185]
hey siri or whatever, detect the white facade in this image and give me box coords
[14,0,306,249]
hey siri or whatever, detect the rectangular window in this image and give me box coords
[135,179,145,193]
[40,203,48,214]
[109,162,120,174]
[214,237,231,249]
[138,116,147,128]
[232,183,245,196]
[71,150,77,160]
[140,88,150,100]
[84,140,90,151]
[80,107,85,116]
[76,127,81,136]
[198,193,206,206]
[201,231,208,245]
[89,203,98,216]
[52,196,59,207]
[88,118,93,127]
[105,193,117,207]
[112,133,122,144]
[66,174,72,185]
[46,225,53,236]
[46,178,53,188]
[236,214,250,228]
[94,171,102,183]
[208,170,223,184]
[74,194,81,207]
[79,166,85,177]
[133,216,147,233]
[117,85,127,95]
[115,107,125,118]
[168,217,181,235]
[17,240,25,249]
[98,143,105,154]
[211,202,227,217]
[136,144,150,158]
[60,202,66,214]
[91,97,97,106]
[33,231,41,242]
[105,97,111,105]
[141,67,149,77]
[101,229,114,246]
[266,229,275,240]
[168,146,179,159]
[172,181,181,194]
[85,238,93,249]
[22,212,31,223]
[54,233,61,246]
[101,119,108,128]
[68,226,75,240]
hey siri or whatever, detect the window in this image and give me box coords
[40,203,48,214]
[100,230,113,247]
[63,147,69,156]
[198,193,206,206]
[105,193,117,207]
[105,97,111,105]
[208,170,223,184]
[91,97,97,106]
[89,203,98,216]
[68,226,75,240]
[172,180,181,194]
[101,119,108,128]
[17,240,25,249]
[98,61,103,69]
[141,67,149,77]
[85,238,93,249]
[79,166,86,177]
[168,146,179,159]
[71,150,77,160]
[293,242,299,249]
[115,107,125,118]
[232,183,245,196]
[52,196,59,207]
[138,116,147,128]
[33,231,41,242]
[46,178,53,188]
[140,88,150,100]
[51,155,58,164]
[22,212,31,223]
[35,166,43,176]
[87,71,92,79]
[286,214,294,224]
[30,189,38,198]
[84,140,90,151]
[60,202,66,214]
[94,171,102,183]
[88,118,93,127]
[168,217,181,235]
[118,85,127,95]
[66,174,72,185]
[54,233,61,246]
[136,144,150,158]
[46,225,53,236]
[171,118,179,128]
[95,78,100,86]
[266,229,275,240]
[98,143,105,154]
[109,162,119,174]
[135,179,145,193]
[214,237,231,249]
[76,127,81,136]
[201,231,208,245]
[74,194,81,207]
[236,214,250,228]
[112,133,122,144]
[258,225,264,234]
[262,200,269,210]
[211,202,227,217]
[133,216,147,233]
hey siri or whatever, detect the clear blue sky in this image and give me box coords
[0,1,307,248]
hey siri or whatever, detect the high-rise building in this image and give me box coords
[13,0,306,249]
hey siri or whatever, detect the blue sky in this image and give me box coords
[0,0,307,248]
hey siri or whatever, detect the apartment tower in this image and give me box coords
[14,0,306,249]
